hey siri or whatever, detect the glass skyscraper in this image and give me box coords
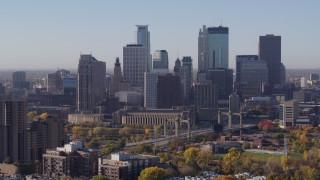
[136,25,151,72]
[198,25,229,73]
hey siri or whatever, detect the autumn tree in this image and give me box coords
[183,147,200,166]
[258,119,274,131]
[223,147,241,174]
[138,167,167,180]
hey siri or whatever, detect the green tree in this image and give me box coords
[92,175,109,180]
[183,147,200,166]
[138,167,167,180]
[86,139,100,149]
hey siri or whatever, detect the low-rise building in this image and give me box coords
[98,152,159,180]
[42,141,98,179]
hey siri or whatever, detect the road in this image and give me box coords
[126,124,256,147]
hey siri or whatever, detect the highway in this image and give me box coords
[126,124,256,147]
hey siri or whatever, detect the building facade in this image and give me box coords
[157,74,182,109]
[123,44,148,88]
[259,34,281,86]
[152,50,169,70]
[77,54,106,111]
[207,68,233,100]
[0,96,27,163]
[136,25,151,72]
[194,82,218,109]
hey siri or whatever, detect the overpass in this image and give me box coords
[125,124,256,147]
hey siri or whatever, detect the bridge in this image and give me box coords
[125,124,256,147]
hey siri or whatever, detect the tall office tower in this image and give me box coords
[236,55,268,99]
[207,68,233,100]
[194,82,218,109]
[229,93,240,113]
[198,25,229,71]
[174,58,182,76]
[152,50,169,71]
[12,71,26,86]
[144,71,167,109]
[208,26,229,69]
[235,55,259,82]
[310,74,320,81]
[123,44,148,88]
[181,57,193,106]
[157,74,182,108]
[198,25,209,72]
[136,25,151,72]
[259,34,281,86]
[0,96,27,163]
[12,71,31,90]
[47,69,70,94]
[77,54,106,111]
[113,57,123,83]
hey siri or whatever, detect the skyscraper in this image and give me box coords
[152,50,169,71]
[198,25,209,72]
[77,54,106,111]
[259,34,281,86]
[123,44,147,88]
[157,74,182,108]
[207,68,233,100]
[208,26,229,69]
[12,71,31,90]
[144,71,167,109]
[113,57,123,83]
[0,96,27,163]
[136,25,151,72]
[181,57,193,106]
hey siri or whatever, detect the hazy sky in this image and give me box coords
[0,0,319,70]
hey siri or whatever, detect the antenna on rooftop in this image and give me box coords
[221,18,223,26]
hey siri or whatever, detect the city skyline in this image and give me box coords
[0,0,319,70]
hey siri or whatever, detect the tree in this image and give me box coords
[223,147,241,174]
[138,167,167,180]
[183,147,200,166]
[137,143,153,154]
[258,119,274,131]
[86,139,100,149]
[119,127,134,137]
[27,111,37,121]
[92,175,109,180]
[39,112,48,120]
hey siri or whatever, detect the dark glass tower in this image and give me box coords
[259,34,281,86]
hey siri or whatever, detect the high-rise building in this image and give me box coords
[0,96,27,163]
[157,74,182,109]
[12,71,31,90]
[198,25,209,72]
[136,25,151,72]
[63,74,77,96]
[207,68,233,100]
[194,82,218,109]
[235,55,259,82]
[235,55,268,99]
[174,58,182,76]
[198,25,229,71]
[181,57,193,106]
[26,115,65,164]
[109,57,131,96]
[259,34,281,86]
[229,93,240,113]
[47,69,70,94]
[77,54,106,111]
[144,71,167,109]
[113,57,123,83]
[123,44,148,88]
[152,50,169,71]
